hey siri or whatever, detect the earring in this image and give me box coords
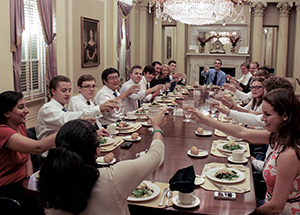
[284,118,288,121]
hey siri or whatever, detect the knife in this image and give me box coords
[210,181,225,190]
[158,187,168,207]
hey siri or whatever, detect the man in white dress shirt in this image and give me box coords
[36,75,116,140]
[120,65,161,113]
[68,74,110,134]
[94,68,139,125]
[140,65,161,103]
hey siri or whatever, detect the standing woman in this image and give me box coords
[0,91,55,214]
[188,89,300,214]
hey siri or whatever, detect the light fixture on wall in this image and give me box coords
[149,0,251,26]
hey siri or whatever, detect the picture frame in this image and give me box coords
[167,36,172,59]
[81,17,100,68]
[238,46,249,55]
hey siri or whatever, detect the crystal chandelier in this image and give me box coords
[149,0,250,26]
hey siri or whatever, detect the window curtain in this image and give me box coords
[37,0,57,82]
[10,0,25,92]
[117,1,132,78]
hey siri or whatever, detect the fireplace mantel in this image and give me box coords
[186,53,250,85]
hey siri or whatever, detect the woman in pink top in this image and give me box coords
[188,88,300,214]
[0,91,56,214]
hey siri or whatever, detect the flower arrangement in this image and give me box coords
[195,35,217,47]
[227,33,242,47]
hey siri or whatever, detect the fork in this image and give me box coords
[225,164,246,172]
[211,181,246,192]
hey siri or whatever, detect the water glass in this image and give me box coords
[182,100,194,122]
[148,106,161,116]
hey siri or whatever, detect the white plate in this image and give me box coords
[195,175,205,185]
[123,135,141,141]
[124,116,138,120]
[206,167,245,184]
[96,156,116,165]
[175,97,184,100]
[172,195,200,208]
[216,142,247,153]
[127,181,160,202]
[228,156,248,164]
[141,122,152,127]
[187,150,209,158]
[116,122,133,130]
[163,99,173,103]
[99,137,115,146]
[227,136,243,142]
[167,103,177,106]
[195,130,212,136]
[109,130,119,135]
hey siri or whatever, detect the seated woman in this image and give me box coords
[221,77,265,115]
[0,91,56,214]
[37,111,166,215]
[157,64,170,79]
[188,89,300,214]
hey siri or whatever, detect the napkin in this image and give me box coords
[169,165,197,193]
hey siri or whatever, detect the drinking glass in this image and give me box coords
[113,99,125,119]
[209,99,218,118]
[148,106,161,116]
[182,100,194,122]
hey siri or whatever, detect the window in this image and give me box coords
[21,0,46,101]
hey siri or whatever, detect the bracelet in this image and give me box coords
[152,124,163,130]
[151,129,164,138]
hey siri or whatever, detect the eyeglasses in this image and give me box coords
[107,76,120,81]
[250,85,263,90]
[81,85,97,89]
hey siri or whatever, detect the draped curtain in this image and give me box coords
[37,0,57,82]
[10,0,25,92]
[117,1,132,78]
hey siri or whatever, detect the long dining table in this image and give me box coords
[23,92,257,214]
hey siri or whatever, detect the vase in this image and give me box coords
[231,43,237,54]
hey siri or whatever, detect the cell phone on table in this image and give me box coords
[214,191,236,200]
[120,141,133,149]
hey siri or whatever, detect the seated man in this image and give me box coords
[93,68,139,126]
[120,65,161,113]
[168,60,177,74]
[36,75,116,140]
[68,74,103,129]
[140,65,161,103]
[201,59,226,86]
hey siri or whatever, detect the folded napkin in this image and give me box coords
[169,166,197,193]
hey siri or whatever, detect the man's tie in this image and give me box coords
[62,107,67,112]
[213,72,218,85]
[242,75,246,85]
[146,83,149,89]
[87,100,91,105]
[113,92,118,97]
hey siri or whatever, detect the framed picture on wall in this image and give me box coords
[81,17,100,68]
[167,36,172,59]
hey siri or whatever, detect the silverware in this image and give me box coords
[165,190,172,207]
[225,164,246,172]
[158,188,168,207]
[210,180,246,192]
[210,181,225,190]
[113,140,121,146]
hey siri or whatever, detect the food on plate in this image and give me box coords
[171,100,176,105]
[150,101,159,106]
[130,181,154,198]
[176,86,181,91]
[193,82,199,88]
[178,93,183,98]
[197,127,204,134]
[183,89,189,94]
[191,146,199,155]
[99,137,108,145]
[222,140,243,151]
[214,168,238,181]
[131,132,139,140]
[135,108,147,114]
[104,152,114,163]
[147,119,152,124]
[116,121,130,128]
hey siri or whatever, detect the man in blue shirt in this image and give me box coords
[201,59,226,86]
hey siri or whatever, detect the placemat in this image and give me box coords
[118,122,142,134]
[128,181,177,208]
[200,162,250,193]
[100,136,124,152]
[210,140,250,158]
[214,129,228,137]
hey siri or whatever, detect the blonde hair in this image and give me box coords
[158,64,170,79]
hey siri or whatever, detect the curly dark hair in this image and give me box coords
[263,76,294,93]
[38,119,100,214]
[263,89,300,160]
[0,91,23,124]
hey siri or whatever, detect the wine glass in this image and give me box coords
[209,99,218,118]
[113,99,123,118]
[182,100,194,122]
